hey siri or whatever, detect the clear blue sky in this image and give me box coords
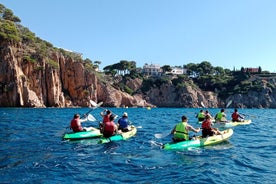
[2,0,276,72]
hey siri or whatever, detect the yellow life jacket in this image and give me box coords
[174,122,188,140]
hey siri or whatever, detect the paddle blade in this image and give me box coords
[154,132,170,139]
[89,100,98,107]
[96,102,103,107]
[87,114,96,121]
[200,102,205,108]
[226,100,232,108]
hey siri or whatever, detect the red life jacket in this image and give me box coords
[71,118,83,132]
[103,121,116,134]
[103,114,110,123]
[202,119,212,130]
[232,112,239,121]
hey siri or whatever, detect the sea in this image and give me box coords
[0,107,275,184]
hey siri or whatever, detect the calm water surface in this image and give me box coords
[0,107,275,183]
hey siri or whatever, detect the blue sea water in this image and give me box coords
[0,107,275,184]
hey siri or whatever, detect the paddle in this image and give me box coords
[89,100,119,119]
[79,101,103,119]
[154,132,171,139]
[87,114,96,121]
[226,100,232,108]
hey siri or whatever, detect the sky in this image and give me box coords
[1,0,276,72]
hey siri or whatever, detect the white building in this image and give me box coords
[143,64,163,76]
[170,67,186,75]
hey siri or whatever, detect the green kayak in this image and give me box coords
[98,125,137,144]
[63,128,102,140]
[163,129,233,150]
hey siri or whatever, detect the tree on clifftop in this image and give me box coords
[0,4,21,22]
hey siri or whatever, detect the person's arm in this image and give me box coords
[100,111,105,118]
[79,115,88,123]
[187,124,200,133]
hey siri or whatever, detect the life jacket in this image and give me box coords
[118,117,128,129]
[103,121,116,135]
[198,112,205,119]
[202,119,212,130]
[70,118,83,132]
[103,114,110,123]
[174,122,188,140]
[232,112,239,121]
[216,112,223,121]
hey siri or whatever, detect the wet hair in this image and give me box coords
[106,110,111,114]
[205,115,211,119]
[234,108,238,112]
[74,114,80,118]
[221,109,225,112]
[109,114,115,121]
[181,115,187,121]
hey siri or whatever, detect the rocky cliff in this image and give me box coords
[0,40,152,107]
[1,40,276,108]
[227,78,276,108]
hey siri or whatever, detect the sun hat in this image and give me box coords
[123,112,128,117]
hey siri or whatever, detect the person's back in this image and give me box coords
[102,110,111,123]
[118,112,129,132]
[232,108,242,122]
[197,110,205,121]
[215,109,226,122]
[70,114,83,132]
[103,115,117,138]
[201,116,213,138]
[172,116,189,142]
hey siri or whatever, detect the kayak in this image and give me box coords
[63,128,102,140]
[224,119,252,127]
[98,125,137,144]
[213,119,252,128]
[198,119,215,124]
[163,129,233,150]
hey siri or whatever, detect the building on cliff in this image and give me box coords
[143,64,163,77]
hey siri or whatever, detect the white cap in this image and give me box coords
[123,112,128,117]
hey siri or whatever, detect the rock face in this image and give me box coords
[1,41,276,108]
[0,41,150,107]
[144,81,219,108]
[227,78,276,108]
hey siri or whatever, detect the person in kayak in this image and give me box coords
[70,114,96,132]
[231,108,244,122]
[196,109,205,122]
[202,115,222,138]
[102,114,118,138]
[215,108,227,122]
[117,112,131,132]
[101,109,112,123]
[171,115,200,142]
[205,110,213,119]
[99,109,112,132]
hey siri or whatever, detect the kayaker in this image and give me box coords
[100,109,112,123]
[205,110,213,119]
[215,108,227,122]
[117,112,130,132]
[196,109,205,122]
[102,114,118,138]
[99,109,112,132]
[171,115,200,142]
[70,114,96,132]
[202,115,222,138]
[231,108,244,122]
